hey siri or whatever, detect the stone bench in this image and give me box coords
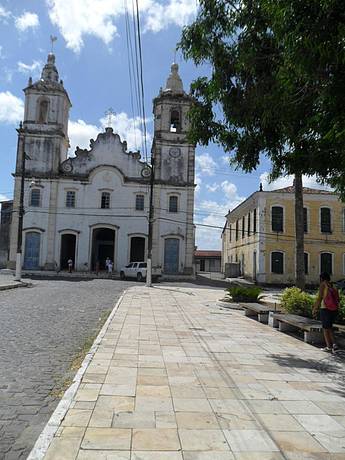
[239,302,281,324]
[270,313,338,344]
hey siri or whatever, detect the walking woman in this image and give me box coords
[313,272,339,353]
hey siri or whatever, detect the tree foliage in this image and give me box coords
[179,0,345,190]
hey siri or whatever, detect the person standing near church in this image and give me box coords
[68,258,73,273]
[107,260,113,275]
[105,257,110,272]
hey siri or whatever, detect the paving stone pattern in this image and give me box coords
[42,285,345,460]
[0,279,135,460]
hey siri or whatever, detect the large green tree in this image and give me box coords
[179,0,345,289]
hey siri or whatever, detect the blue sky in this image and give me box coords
[0,0,310,249]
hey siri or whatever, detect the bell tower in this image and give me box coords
[152,63,195,185]
[151,63,196,276]
[18,52,71,176]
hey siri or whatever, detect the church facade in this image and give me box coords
[8,54,196,277]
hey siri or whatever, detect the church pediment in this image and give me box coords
[60,127,148,180]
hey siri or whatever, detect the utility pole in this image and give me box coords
[14,138,26,281]
[146,157,154,287]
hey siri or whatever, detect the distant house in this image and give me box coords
[0,200,13,268]
[195,250,221,273]
[222,185,345,285]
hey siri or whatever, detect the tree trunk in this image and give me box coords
[294,173,305,290]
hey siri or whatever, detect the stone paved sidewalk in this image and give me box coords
[33,285,345,459]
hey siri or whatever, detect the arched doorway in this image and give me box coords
[60,234,76,270]
[24,232,41,269]
[130,236,145,262]
[164,238,179,273]
[91,228,115,270]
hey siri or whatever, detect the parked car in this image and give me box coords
[120,262,147,281]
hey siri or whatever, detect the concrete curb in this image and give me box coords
[27,289,127,460]
[0,281,31,291]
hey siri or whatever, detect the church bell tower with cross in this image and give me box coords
[18,42,72,176]
[151,63,196,276]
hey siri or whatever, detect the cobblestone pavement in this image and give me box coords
[41,285,345,460]
[0,278,136,460]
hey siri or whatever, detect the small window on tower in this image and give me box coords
[38,100,49,123]
[170,109,181,132]
[169,196,178,213]
[30,189,41,207]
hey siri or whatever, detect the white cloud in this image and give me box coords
[68,113,150,157]
[68,119,100,156]
[15,12,39,31]
[144,0,197,33]
[195,182,245,250]
[0,91,24,124]
[17,60,43,78]
[195,153,217,176]
[221,154,229,165]
[46,0,197,53]
[195,201,228,250]
[206,182,219,192]
[99,112,152,154]
[47,0,121,53]
[260,172,333,192]
[0,5,11,21]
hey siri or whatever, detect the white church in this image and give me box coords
[8,53,196,277]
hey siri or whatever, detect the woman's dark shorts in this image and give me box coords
[320,309,337,329]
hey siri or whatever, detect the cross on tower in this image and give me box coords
[50,35,57,53]
[105,108,116,127]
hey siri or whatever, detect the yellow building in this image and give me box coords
[221,185,345,285]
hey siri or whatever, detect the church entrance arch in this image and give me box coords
[91,227,115,270]
[130,236,145,262]
[60,234,76,270]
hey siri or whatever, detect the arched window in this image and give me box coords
[37,99,49,123]
[169,196,178,213]
[272,206,284,232]
[271,251,284,274]
[320,252,333,274]
[101,192,110,209]
[30,189,41,207]
[170,109,181,132]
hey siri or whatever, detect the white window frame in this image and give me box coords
[270,250,285,274]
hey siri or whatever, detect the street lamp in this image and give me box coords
[14,134,30,282]
[141,158,155,287]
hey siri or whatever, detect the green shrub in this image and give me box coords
[226,286,262,303]
[280,287,315,318]
[337,292,345,324]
